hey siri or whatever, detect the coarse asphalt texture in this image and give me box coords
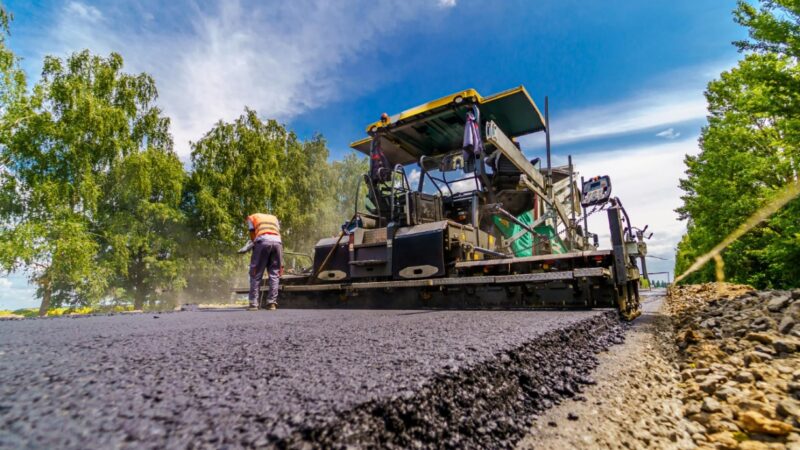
[0,308,623,449]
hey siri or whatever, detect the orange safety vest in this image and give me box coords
[247,213,281,241]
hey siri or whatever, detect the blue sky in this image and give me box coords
[1,0,747,308]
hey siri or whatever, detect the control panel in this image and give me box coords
[581,175,612,207]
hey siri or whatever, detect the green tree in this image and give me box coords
[187,109,289,247]
[183,109,366,301]
[102,147,187,309]
[0,6,26,139]
[0,49,180,313]
[331,152,370,221]
[675,0,800,288]
[186,108,336,251]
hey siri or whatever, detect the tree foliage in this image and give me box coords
[186,109,334,249]
[0,49,182,313]
[0,5,26,141]
[103,147,187,309]
[675,0,800,288]
[0,5,370,312]
[182,109,365,302]
[331,152,370,221]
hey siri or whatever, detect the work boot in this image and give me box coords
[247,303,259,311]
[266,303,277,311]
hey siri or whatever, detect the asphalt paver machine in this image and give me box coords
[251,86,648,319]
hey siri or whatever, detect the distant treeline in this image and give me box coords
[649,280,670,289]
[675,0,800,289]
[0,7,367,314]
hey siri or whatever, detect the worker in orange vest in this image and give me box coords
[238,213,283,310]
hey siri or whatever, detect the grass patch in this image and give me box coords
[0,305,138,318]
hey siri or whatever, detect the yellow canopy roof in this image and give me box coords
[350,86,545,165]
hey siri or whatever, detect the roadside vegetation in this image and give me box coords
[676,0,800,289]
[0,305,133,318]
[0,4,367,315]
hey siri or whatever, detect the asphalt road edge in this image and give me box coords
[277,311,625,449]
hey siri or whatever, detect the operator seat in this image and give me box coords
[489,155,540,190]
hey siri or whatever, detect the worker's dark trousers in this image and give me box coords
[249,237,282,307]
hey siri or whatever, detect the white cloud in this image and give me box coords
[438,0,457,7]
[37,1,451,159]
[566,137,700,278]
[408,168,421,188]
[656,127,681,139]
[65,2,103,23]
[0,273,38,310]
[511,63,734,277]
[517,63,730,148]
[550,90,705,144]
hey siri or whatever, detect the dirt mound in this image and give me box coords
[667,282,800,449]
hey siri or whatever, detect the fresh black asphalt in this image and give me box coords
[0,309,621,449]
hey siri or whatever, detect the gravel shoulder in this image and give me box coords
[669,283,800,450]
[517,289,695,449]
